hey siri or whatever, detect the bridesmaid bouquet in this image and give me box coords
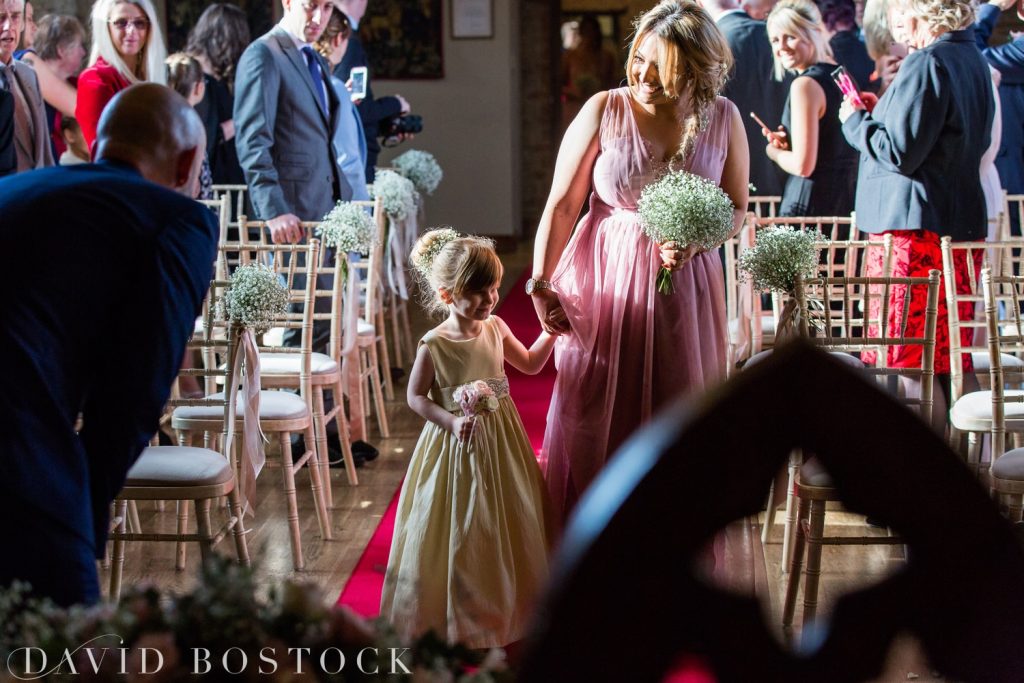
[453,380,500,446]
[637,170,735,294]
[317,200,378,255]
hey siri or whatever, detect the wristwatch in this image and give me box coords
[525,278,553,296]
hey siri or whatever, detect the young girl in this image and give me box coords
[165,52,212,200]
[381,229,556,649]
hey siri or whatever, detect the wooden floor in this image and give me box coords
[106,241,944,680]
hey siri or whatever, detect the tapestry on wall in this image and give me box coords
[165,0,275,53]
[361,0,444,79]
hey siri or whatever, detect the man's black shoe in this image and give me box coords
[352,440,380,462]
[390,366,406,382]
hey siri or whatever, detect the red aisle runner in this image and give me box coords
[335,269,552,617]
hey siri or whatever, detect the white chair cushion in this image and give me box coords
[259,352,338,376]
[992,448,1024,481]
[172,390,308,421]
[124,447,231,487]
[970,352,1024,372]
[358,318,375,336]
[950,390,1024,432]
[728,316,776,342]
[798,457,833,488]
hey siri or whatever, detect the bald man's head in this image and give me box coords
[94,83,206,196]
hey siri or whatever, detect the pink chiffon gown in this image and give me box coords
[544,88,733,525]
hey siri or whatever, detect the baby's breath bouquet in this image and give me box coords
[393,149,443,195]
[411,226,460,277]
[317,200,377,255]
[738,225,825,341]
[224,262,289,334]
[637,170,735,294]
[738,225,822,294]
[372,169,417,221]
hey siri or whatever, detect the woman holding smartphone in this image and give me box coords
[762,0,858,217]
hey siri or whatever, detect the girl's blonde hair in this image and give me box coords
[411,228,503,318]
[165,52,202,100]
[862,0,894,61]
[895,0,974,35]
[766,0,834,81]
[625,0,732,162]
[89,0,167,85]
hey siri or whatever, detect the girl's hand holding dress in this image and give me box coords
[450,415,477,443]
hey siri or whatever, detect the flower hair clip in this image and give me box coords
[411,227,461,276]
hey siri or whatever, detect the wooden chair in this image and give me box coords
[747,195,782,218]
[942,238,1024,472]
[108,291,251,600]
[172,260,334,571]
[234,222,364,496]
[781,269,941,642]
[982,269,1024,520]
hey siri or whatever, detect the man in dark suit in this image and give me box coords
[975,0,1024,208]
[701,0,789,197]
[334,0,411,182]
[234,0,352,245]
[0,89,15,176]
[0,83,215,606]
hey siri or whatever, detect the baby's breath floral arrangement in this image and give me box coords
[738,225,823,294]
[393,149,443,196]
[372,169,417,221]
[637,170,735,294]
[411,227,460,277]
[224,262,290,335]
[317,200,378,255]
[0,557,513,682]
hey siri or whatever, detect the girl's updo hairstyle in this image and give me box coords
[411,228,504,317]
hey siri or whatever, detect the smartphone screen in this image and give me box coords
[830,65,865,108]
[350,67,368,101]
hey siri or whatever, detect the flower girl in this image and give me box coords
[381,228,555,649]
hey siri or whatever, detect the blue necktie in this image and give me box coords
[301,46,328,115]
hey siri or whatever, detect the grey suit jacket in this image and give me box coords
[234,27,352,221]
[9,61,53,171]
[841,29,992,241]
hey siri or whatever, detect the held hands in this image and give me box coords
[450,415,476,443]
[267,213,304,244]
[532,288,570,336]
[659,241,700,272]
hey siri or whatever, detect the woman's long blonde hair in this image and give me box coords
[89,0,167,84]
[625,0,732,162]
[766,0,833,81]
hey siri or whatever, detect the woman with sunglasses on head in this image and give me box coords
[76,0,166,155]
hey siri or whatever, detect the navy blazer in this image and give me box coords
[975,3,1024,195]
[0,161,217,601]
[718,10,790,197]
[333,18,402,181]
[0,90,13,177]
[841,29,993,240]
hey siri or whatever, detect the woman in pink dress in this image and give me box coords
[532,0,750,526]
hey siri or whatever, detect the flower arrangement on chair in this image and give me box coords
[371,170,417,222]
[738,225,824,340]
[223,262,290,335]
[393,150,443,196]
[637,170,735,295]
[317,201,379,257]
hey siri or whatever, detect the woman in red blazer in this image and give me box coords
[76,0,166,153]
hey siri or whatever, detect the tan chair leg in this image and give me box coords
[781,496,810,631]
[780,451,801,571]
[303,422,333,540]
[800,499,828,644]
[109,499,129,602]
[400,301,413,364]
[175,500,190,571]
[761,478,776,545]
[333,379,358,486]
[367,342,390,437]
[389,295,404,367]
[375,308,395,401]
[312,388,333,509]
[226,487,251,566]
[278,431,304,571]
[195,498,214,564]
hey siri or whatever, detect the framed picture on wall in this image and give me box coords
[362,0,444,79]
[451,0,493,39]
